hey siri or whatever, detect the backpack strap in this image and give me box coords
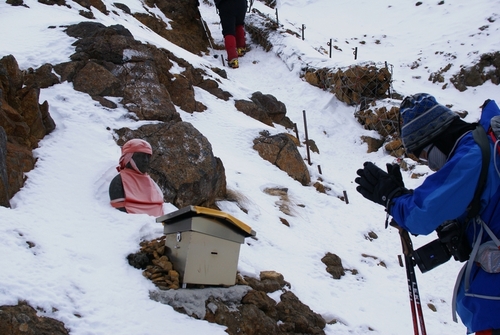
[451,125,495,322]
[466,125,491,220]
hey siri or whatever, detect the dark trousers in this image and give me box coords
[217,0,247,36]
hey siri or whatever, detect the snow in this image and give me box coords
[0,0,499,334]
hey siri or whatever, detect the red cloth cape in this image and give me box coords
[111,139,164,216]
[119,169,164,216]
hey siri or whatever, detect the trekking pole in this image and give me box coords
[200,16,219,59]
[391,219,427,335]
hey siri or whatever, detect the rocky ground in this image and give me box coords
[1,0,498,333]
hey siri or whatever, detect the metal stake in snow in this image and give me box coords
[303,110,311,166]
[247,0,254,13]
[301,24,306,40]
[385,61,392,97]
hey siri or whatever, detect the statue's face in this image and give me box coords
[132,152,151,173]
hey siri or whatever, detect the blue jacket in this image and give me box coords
[390,100,500,333]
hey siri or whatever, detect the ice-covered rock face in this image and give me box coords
[149,270,327,335]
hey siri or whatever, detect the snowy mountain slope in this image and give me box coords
[1,0,499,334]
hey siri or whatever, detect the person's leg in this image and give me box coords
[234,0,247,55]
[235,25,245,49]
[224,35,238,65]
[218,2,236,37]
[218,1,238,65]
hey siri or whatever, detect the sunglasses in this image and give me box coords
[418,143,434,162]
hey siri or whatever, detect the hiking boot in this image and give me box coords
[228,58,239,69]
[237,47,246,57]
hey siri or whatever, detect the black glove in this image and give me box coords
[386,163,404,188]
[355,162,406,208]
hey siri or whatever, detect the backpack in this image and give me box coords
[450,101,500,322]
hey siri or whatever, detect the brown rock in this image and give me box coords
[18,87,48,145]
[243,271,290,293]
[0,55,56,205]
[168,270,179,280]
[250,91,287,125]
[253,132,310,185]
[89,0,107,13]
[196,78,231,101]
[234,99,273,126]
[304,71,320,87]
[0,302,69,335]
[38,0,66,5]
[153,256,173,272]
[279,217,290,226]
[451,51,500,91]
[53,61,85,83]
[6,0,25,5]
[120,59,179,121]
[5,142,36,200]
[61,21,227,117]
[242,290,278,319]
[73,61,122,97]
[165,73,198,113]
[60,22,186,120]
[150,272,163,280]
[135,0,210,56]
[313,181,326,193]
[260,270,285,283]
[321,252,345,279]
[0,55,23,103]
[385,138,403,151]
[361,135,384,153]
[205,297,280,335]
[276,291,326,334]
[23,63,60,89]
[331,65,391,105]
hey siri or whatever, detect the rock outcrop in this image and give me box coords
[235,91,294,128]
[135,0,209,56]
[150,270,327,335]
[0,55,57,207]
[130,236,327,335]
[253,132,310,186]
[0,302,69,335]
[55,21,231,118]
[0,18,233,207]
[128,236,181,290]
[451,51,500,92]
[303,65,392,105]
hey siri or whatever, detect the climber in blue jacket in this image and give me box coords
[355,93,500,334]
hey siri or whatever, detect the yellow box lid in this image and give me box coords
[156,205,256,237]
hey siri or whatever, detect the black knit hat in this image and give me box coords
[400,93,459,154]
